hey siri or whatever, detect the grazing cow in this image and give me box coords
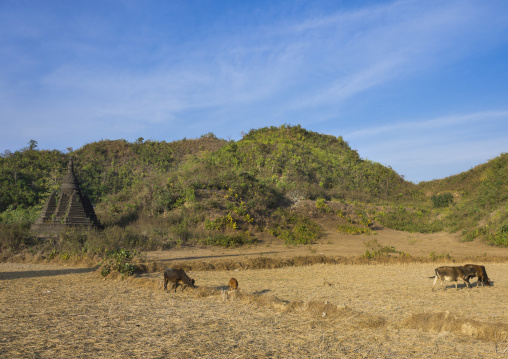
[229,277,238,290]
[164,268,195,292]
[463,264,491,287]
[430,266,477,291]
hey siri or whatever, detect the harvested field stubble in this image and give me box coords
[2,262,508,358]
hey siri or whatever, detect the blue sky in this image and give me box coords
[1,0,507,183]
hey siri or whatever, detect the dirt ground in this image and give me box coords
[2,227,508,358]
[145,221,508,264]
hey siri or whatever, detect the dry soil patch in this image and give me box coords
[2,261,508,358]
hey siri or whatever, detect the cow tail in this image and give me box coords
[429,268,439,279]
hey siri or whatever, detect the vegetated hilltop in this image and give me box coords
[0,125,506,259]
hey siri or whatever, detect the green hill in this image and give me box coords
[1,125,506,259]
[417,153,508,246]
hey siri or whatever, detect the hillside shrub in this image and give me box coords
[0,205,41,225]
[486,225,508,247]
[0,223,35,253]
[461,226,487,242]
[57,229,89,257]
[316,198,332,213]
[268,211,322,245]
[431,193,453,208]
[377,207,444,233]
[0,146,67,211]
[2,129,506,249]
[199,231,254,247]
[362,239,400,259]
[205,213,238,231]
[337,224,373,235]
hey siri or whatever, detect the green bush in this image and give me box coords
[200,231,254,247]
[0,205,41,225]
[337,224,373,235]
[316,198,330,213]
[431,193,453,208]
[377,207,444,233]
[269,214,321,246]
[362,239,399,258]
[461,226,487,242]
[486,225,508,247]
[100,248,138,277]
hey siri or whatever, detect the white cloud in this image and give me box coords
[346,110,508,182]
[1,0,508,182]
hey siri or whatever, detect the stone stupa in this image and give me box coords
[31,159,102,233]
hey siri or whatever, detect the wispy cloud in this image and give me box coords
[346,110,508,139]
[346,110,508,182]
[1,1,507,181]
[2,1,504,123]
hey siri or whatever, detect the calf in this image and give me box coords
[229,277,238,291]
[431,266,477,291]
[463,264,491,287]
[164,268,195,292]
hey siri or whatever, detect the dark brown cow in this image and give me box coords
[430,266,477,291]
[229,277,238,290]
[463,264,491,287]
[164,268,195,292]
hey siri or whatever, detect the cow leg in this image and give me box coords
[463,279,471,288]
[432,276,438,291]
[171,282,178,292]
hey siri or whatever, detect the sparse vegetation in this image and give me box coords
[1,128,507,262]
[376,206,444,233]
[362,239,402,258]
[337,224,373,235]
[429,251,451,261]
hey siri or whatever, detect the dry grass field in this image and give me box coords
[3,228,508,358]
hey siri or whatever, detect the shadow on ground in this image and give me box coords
[0,266,100,281]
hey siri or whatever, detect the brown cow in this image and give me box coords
[229,277,238,290]
[164,268,195,292]
[463,264,491,287]
[430,266,477,291]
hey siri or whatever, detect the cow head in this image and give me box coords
[183,277,195,288]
